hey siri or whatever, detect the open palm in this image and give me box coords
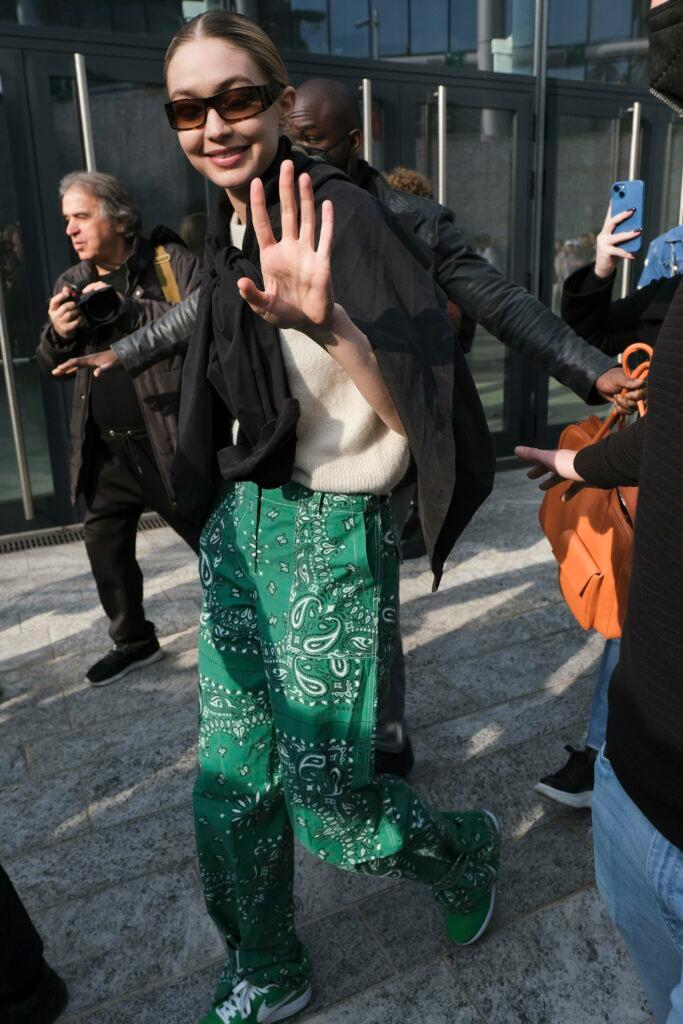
[237,159,334,333]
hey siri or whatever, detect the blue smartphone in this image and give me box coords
[610,179,645,253]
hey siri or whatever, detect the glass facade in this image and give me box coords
[259,0,535,71]
[547,0,649,86]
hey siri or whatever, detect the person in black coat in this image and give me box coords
[516,5,683,1016]
[535,203,680,810]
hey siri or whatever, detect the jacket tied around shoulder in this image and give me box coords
[171,138,495,589]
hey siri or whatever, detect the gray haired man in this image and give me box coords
[37,171,203,686]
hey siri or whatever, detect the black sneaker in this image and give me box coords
[374,735,415,777]
[85,635,163,687]
[535,745,596,809]
[3,960,68,1023]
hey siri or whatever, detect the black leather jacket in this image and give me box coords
[114,161,613,400]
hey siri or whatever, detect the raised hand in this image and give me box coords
[237,160,335,334]
[594,205,642,279]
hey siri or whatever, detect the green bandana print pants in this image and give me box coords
[195,481,499,1001]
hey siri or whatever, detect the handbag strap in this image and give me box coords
[593,341,654,442]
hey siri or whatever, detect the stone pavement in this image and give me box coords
[0,468,654,1024]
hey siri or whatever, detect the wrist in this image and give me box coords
[593,258,615,279]
[307,304,349,347]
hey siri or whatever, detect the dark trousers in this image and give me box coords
[0,863,43,1003]
[83,429,201,645]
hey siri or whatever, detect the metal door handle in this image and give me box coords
[435,85,447,206]
[621,100,642,298]
[74,53,97,171]
[361,78,372,164]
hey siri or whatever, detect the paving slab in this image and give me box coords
[0,475,655,1024]
[38,863,224,1018]
[446,887,648,1024]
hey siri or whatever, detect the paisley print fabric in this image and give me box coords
[194,480,500,1000]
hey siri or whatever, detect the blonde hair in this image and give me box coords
[164,11,289,87]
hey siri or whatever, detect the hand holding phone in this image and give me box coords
[610,179,645,253]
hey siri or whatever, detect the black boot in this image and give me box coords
[2,961,68,1023]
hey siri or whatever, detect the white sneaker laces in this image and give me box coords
[216,981,272,1022]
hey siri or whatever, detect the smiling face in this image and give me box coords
[166,37,294,203]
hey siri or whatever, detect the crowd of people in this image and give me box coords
[1,1,682,1022]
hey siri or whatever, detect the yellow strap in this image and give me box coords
[153,244,181,304]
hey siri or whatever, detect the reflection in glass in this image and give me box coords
[374,0,408,56]
[0,85,53,509]
[86,72,206,245]
[0,0,188,34]
[659,124,683,237]
[49,77,83,178]
[330,0,368,56]
[411,0,448,55]
[547,112,632,427]
[253,0,534,73]
[416,101,515,434]
[547,0,648,86]
[291,0,328,52]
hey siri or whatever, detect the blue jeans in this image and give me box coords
[593,748,683,1022]
[585,638,621,751]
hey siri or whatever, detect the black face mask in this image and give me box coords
[649,0,683,115]
[298,135,354,175]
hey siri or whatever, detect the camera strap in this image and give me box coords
[153,245,181,304]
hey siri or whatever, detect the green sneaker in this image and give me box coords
[200,980,312,1023]
[445,810,500,946]
[445,884,496,945]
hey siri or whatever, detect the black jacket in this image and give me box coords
[113,163,615,402]
[573,278,683,850]
[561,262,680,356]
[649,0,683,115]
[36,230,202,503]
[172,143,494,589]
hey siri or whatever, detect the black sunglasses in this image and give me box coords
[165,83,284,131]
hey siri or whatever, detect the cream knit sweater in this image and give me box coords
[230,216,409,495]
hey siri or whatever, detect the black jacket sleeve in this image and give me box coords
[574,415,646,488]
[112,290,200,378]
[430,210,614,402]
[561,264,663,356]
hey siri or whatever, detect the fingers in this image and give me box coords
[317,199,334,261]
[514,444,542,464]
[610,207,636,228]
[250,177,276,251]
[298,172,315,249]
[539,474,564,491]
[603,246,635,262]
[52,359,79,376]
[237,276,271,316]
[611,229,641,244]
[279,159,298,241]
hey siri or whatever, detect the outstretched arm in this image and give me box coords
[237,160,406,437]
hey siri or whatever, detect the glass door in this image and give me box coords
[398,78,535,455]
[539,84,661,444]
[0,49,74,532]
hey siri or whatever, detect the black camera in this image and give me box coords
[66,284,121,328]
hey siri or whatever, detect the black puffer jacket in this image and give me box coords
[113,162,614,402]
[36,230,202,502]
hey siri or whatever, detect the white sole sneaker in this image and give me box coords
[267,985,312,1022]
[535,782,592,809]
[87,647,164,687]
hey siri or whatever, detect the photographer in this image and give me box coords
[37,171,202,687]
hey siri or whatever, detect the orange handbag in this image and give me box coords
[538,343,652,640]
